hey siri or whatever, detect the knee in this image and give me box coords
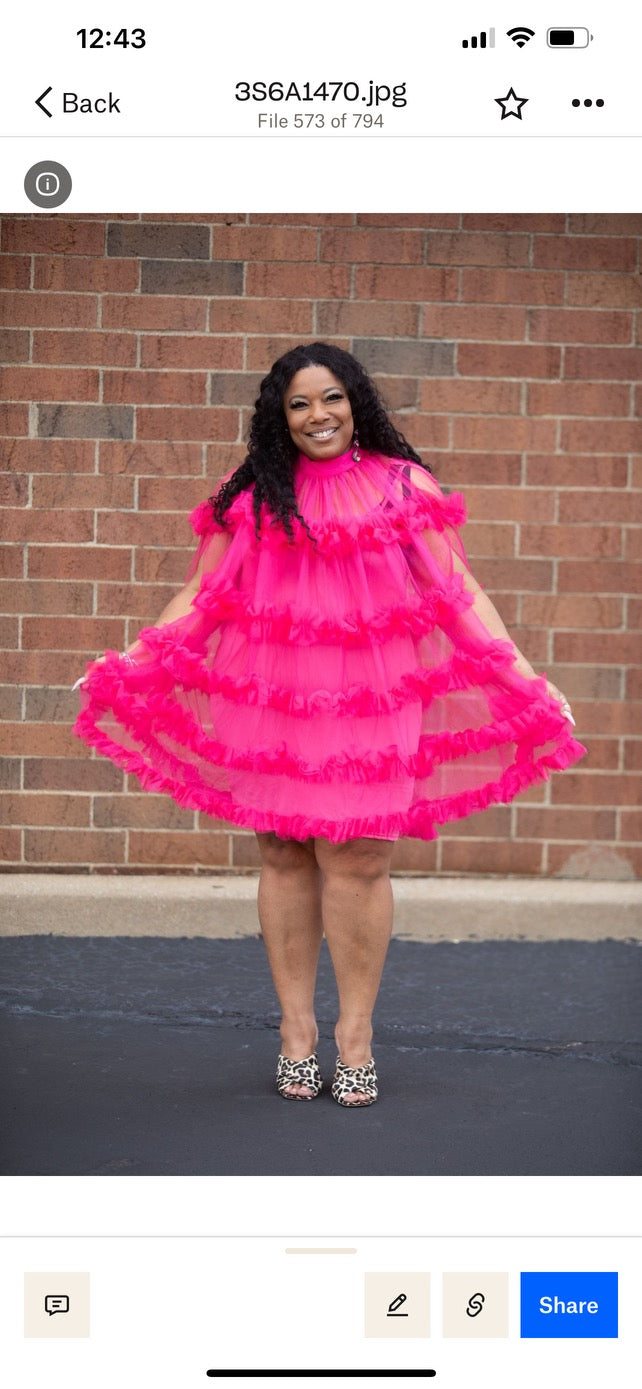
[317,837,392,882]
[256,831,316,873]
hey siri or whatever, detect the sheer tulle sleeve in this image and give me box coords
[183,473,236,587]
[400,461,521,666]
[183,507,233,587]
[402,462,472,580]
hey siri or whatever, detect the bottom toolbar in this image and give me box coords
[4,1235,634,1388]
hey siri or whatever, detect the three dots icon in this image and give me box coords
[572,98,605,108]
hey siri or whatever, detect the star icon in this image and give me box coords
[495,87,529,119]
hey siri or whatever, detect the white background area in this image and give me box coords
[1,2,641,208]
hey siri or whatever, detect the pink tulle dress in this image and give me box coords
[72,448,587,843]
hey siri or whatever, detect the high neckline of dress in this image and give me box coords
[296,448,361,478]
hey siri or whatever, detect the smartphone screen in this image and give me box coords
[1,3,640,1386]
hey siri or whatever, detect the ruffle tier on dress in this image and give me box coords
[72,448,587,843]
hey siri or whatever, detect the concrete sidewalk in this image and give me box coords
[2,873,642,939]
[1,932,640,1176]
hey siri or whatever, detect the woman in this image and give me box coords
[72,343,586,1107]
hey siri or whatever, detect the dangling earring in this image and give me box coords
[352,431,362,462]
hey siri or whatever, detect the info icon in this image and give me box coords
[24,160,72,208]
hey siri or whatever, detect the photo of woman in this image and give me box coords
[1,211,639,1176]
[70,340,586,1108]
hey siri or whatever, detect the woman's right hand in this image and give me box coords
[71,646,141,690]
[71,653,108,691]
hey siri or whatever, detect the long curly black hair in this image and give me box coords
[207,342,430,544]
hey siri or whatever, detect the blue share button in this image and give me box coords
[520,1272,618,1338]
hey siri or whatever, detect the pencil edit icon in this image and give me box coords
[387,1293,409,1316]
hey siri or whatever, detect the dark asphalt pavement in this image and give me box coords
[1,936,640,1175]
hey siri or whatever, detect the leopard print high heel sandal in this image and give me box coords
[276,1052,323,1101]
[331,1056,378,1107]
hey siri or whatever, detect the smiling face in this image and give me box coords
[283,365,355,461]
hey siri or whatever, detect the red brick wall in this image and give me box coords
[1,212,641,877]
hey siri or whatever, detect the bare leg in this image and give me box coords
[314,836,395,1104]
[255,831,323,1097]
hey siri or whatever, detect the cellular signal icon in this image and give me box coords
[462,28,495,48]
[507,26,535,46]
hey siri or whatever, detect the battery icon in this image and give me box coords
[547,27,593,47]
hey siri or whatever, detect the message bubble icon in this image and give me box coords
[45,1294,70,1316]
[25,1273,88,1337]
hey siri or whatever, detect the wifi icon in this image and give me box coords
[507,26,535,46]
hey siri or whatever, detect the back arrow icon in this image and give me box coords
[36,87,53,117]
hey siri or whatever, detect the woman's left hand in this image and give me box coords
[545,680,575,726]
